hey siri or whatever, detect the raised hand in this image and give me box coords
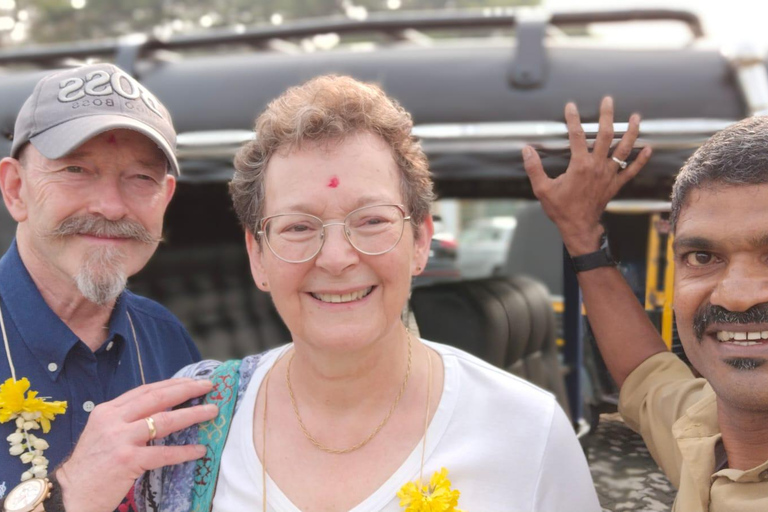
[55,377,217,512]
[522,97,652,254]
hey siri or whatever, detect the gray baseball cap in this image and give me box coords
[11,63,179,176]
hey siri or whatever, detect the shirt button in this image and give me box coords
[106,341,114,351]
[83,401,95,412]
[47,362,58,372]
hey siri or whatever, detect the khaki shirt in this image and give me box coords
[619,352,768,511]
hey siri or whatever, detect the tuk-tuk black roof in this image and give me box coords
[0,9,754,199]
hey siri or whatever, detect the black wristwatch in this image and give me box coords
[568,231,617,273]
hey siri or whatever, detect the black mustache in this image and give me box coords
[47,215,161,244]
[692,302,768,340]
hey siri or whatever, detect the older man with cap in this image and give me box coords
[0,63,217,512]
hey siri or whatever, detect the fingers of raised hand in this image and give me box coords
[134,404,218,444]
[522,146,550,197]
[565,103,588,159]
[609,113,641,171]
[592,97,615,159]
[617,146,653,187]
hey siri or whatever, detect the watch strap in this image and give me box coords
[44,472,65,512]
[569,232,616,273]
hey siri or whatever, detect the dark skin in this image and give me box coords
[522,97,663,388]
[672,184,768,470]
[524,96,768,471]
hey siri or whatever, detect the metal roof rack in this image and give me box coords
[176,118,735,160]
[0,8,704,68]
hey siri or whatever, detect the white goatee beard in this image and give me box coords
[74,246,128,306]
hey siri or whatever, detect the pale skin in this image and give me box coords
[57,378,216,511]
[245,133,444,512]
[0,130,217,512]
[524,97,768,471]
[0,130,174,349]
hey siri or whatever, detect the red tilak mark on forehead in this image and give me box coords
[328,176,340,188]
[106,134,117,145]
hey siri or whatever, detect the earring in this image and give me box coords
[261,282,267,286]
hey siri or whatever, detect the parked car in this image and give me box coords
[414,215,460,287]
[413,236,460,286]
[457,216,516,279]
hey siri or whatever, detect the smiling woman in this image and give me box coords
[135,75,601,512]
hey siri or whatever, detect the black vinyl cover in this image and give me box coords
[0,43,749,198]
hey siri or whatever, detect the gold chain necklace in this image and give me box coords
[285,331,412,454]
[261,334,432,512]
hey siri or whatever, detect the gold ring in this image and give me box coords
[145,416,157,442]
[611,156,628,169]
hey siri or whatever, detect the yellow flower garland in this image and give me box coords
[398,468,464,512]
[1,377,67,480]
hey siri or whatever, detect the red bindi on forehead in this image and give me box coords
[106,134,117,145]
[328,176,340,188]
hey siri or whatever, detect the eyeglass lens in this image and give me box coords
[263,204,405,262]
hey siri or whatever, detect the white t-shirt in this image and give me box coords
[212,341,601,512]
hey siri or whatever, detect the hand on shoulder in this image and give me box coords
[55,378,216,512]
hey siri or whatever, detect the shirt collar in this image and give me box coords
[672,384,768,496]
[0,240,132,381]
[671,386,720,510]
[673,385,720,439]
[715,458,768,483]
[106,291,131,345]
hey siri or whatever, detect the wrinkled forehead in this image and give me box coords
[263,133,401,206]
[675,183,768,239]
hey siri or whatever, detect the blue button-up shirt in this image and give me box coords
[0,241,201,493]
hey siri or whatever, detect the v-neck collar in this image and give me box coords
[235,340,460,512]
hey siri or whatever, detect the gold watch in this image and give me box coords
[3,478,52,512]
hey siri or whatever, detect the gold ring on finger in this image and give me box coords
[145,416,157,442]
[611,156,628,169]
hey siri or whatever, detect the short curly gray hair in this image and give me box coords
[671,116,768,228]
[230,75,435,239]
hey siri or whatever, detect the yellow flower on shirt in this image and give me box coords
[0,378,67,432]
[0,377,29,422]
[398,468,464,512]
[1,377,67,481]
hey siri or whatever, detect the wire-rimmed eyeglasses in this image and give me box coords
[257,204,412,263]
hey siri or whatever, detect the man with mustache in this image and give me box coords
[524,98,768,510]
[0,64,216,512]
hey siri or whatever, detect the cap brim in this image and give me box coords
[29,114,180,176]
